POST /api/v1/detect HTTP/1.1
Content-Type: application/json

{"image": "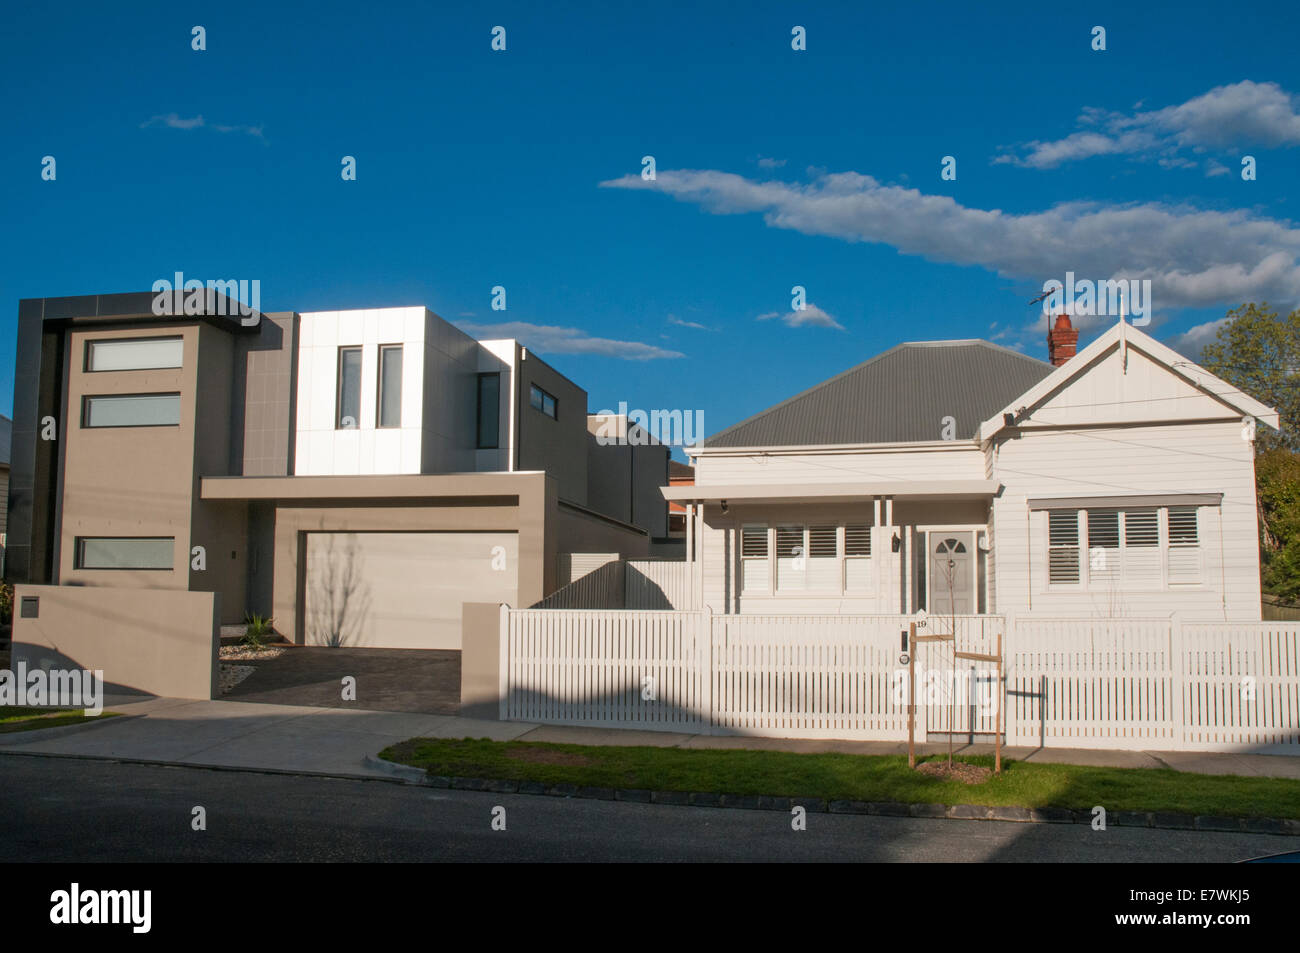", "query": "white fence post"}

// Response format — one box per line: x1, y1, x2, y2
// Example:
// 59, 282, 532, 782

498, 602, 510, 722
1170, 611, 1184, 750
1003, 610, 1016, 745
